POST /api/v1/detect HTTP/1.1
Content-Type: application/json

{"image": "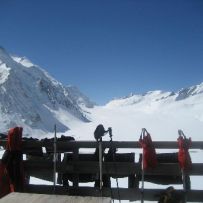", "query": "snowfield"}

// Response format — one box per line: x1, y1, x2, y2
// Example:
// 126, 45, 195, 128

56, 89, 203, 203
